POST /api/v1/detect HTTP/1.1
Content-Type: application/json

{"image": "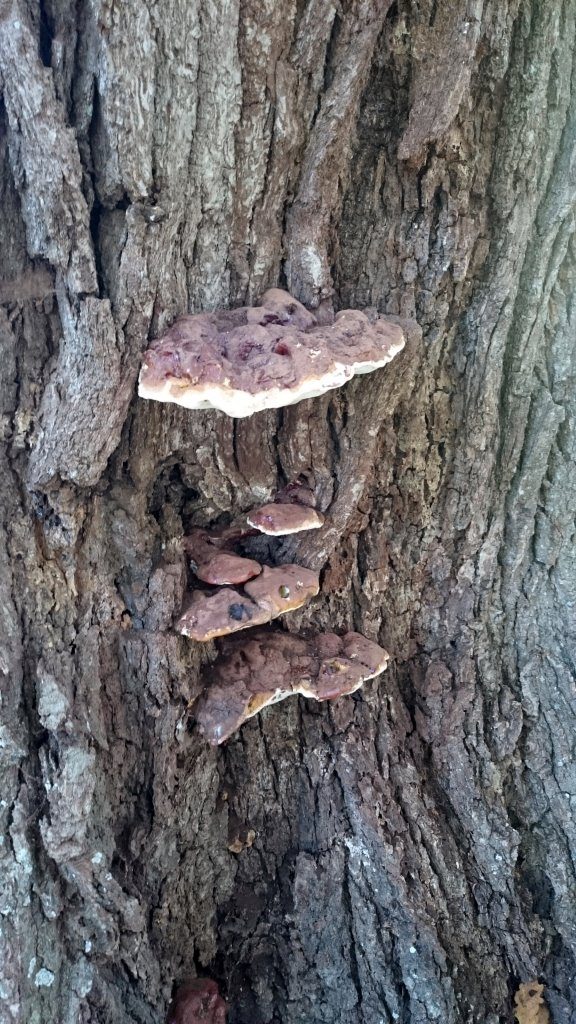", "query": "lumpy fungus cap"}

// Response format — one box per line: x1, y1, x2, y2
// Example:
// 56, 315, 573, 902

176, 565, 319, 642
194, 628, 389, 744
139, 288, 405, 417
